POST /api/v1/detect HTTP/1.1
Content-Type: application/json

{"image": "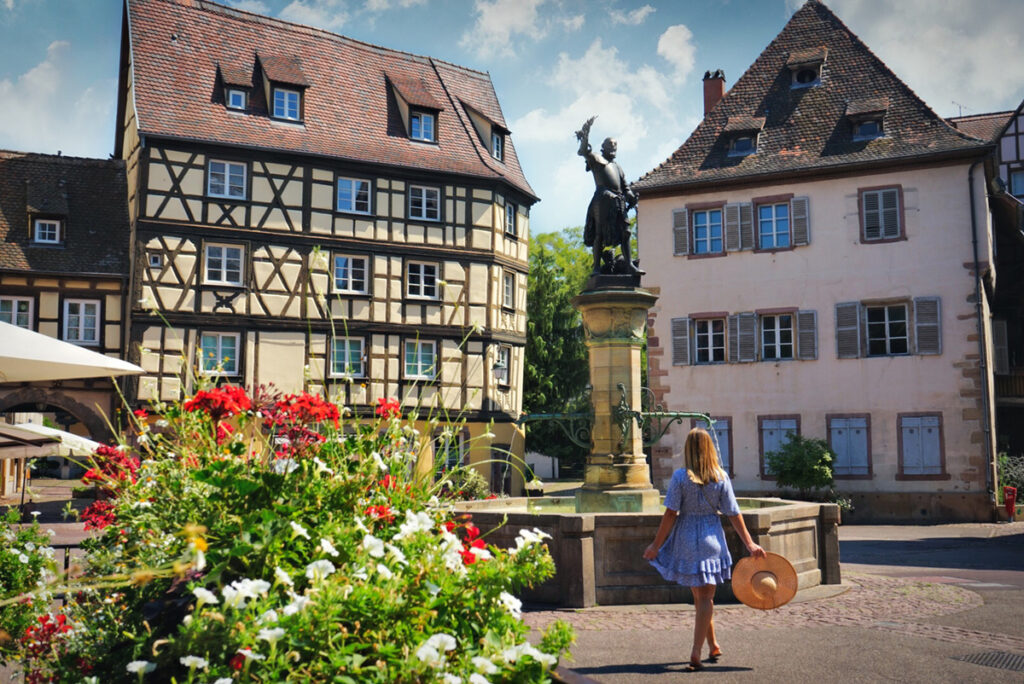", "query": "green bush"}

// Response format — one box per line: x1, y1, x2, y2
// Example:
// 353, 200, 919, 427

0, 509, 57, 659
765, 433, 834, 498
997, 452, 1024, 494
